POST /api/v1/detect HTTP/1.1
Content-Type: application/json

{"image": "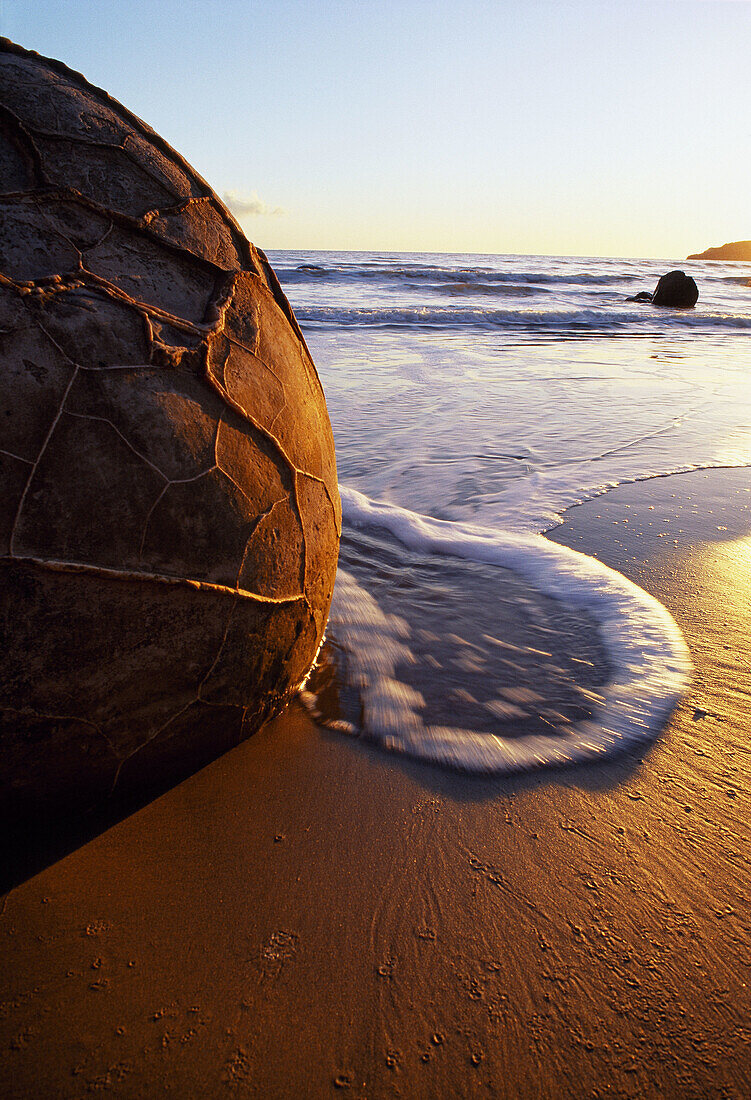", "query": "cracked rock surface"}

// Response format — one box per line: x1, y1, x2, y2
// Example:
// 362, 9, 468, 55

0, 39, 341, 818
